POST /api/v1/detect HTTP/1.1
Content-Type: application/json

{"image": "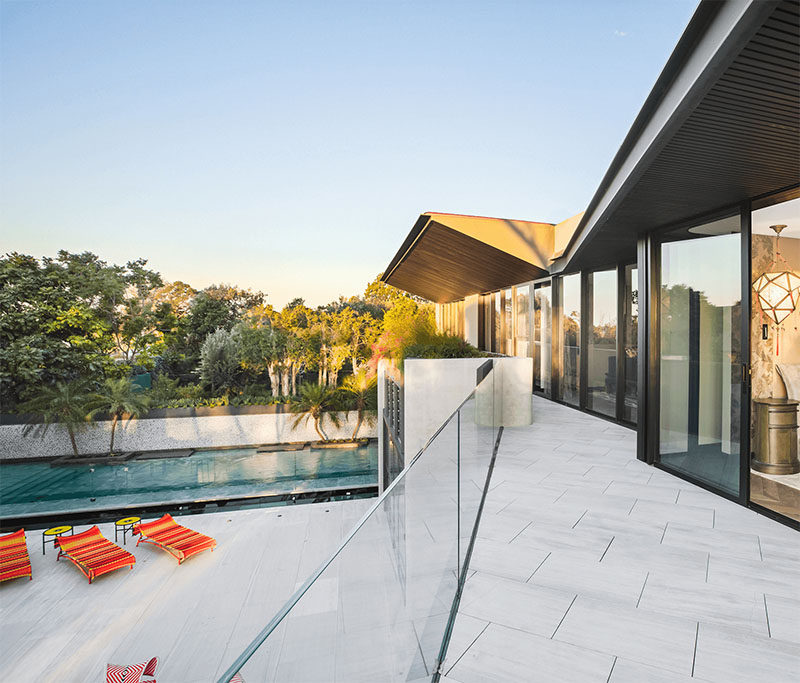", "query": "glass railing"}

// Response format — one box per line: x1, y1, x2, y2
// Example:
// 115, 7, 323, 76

217, 360, 500, 683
